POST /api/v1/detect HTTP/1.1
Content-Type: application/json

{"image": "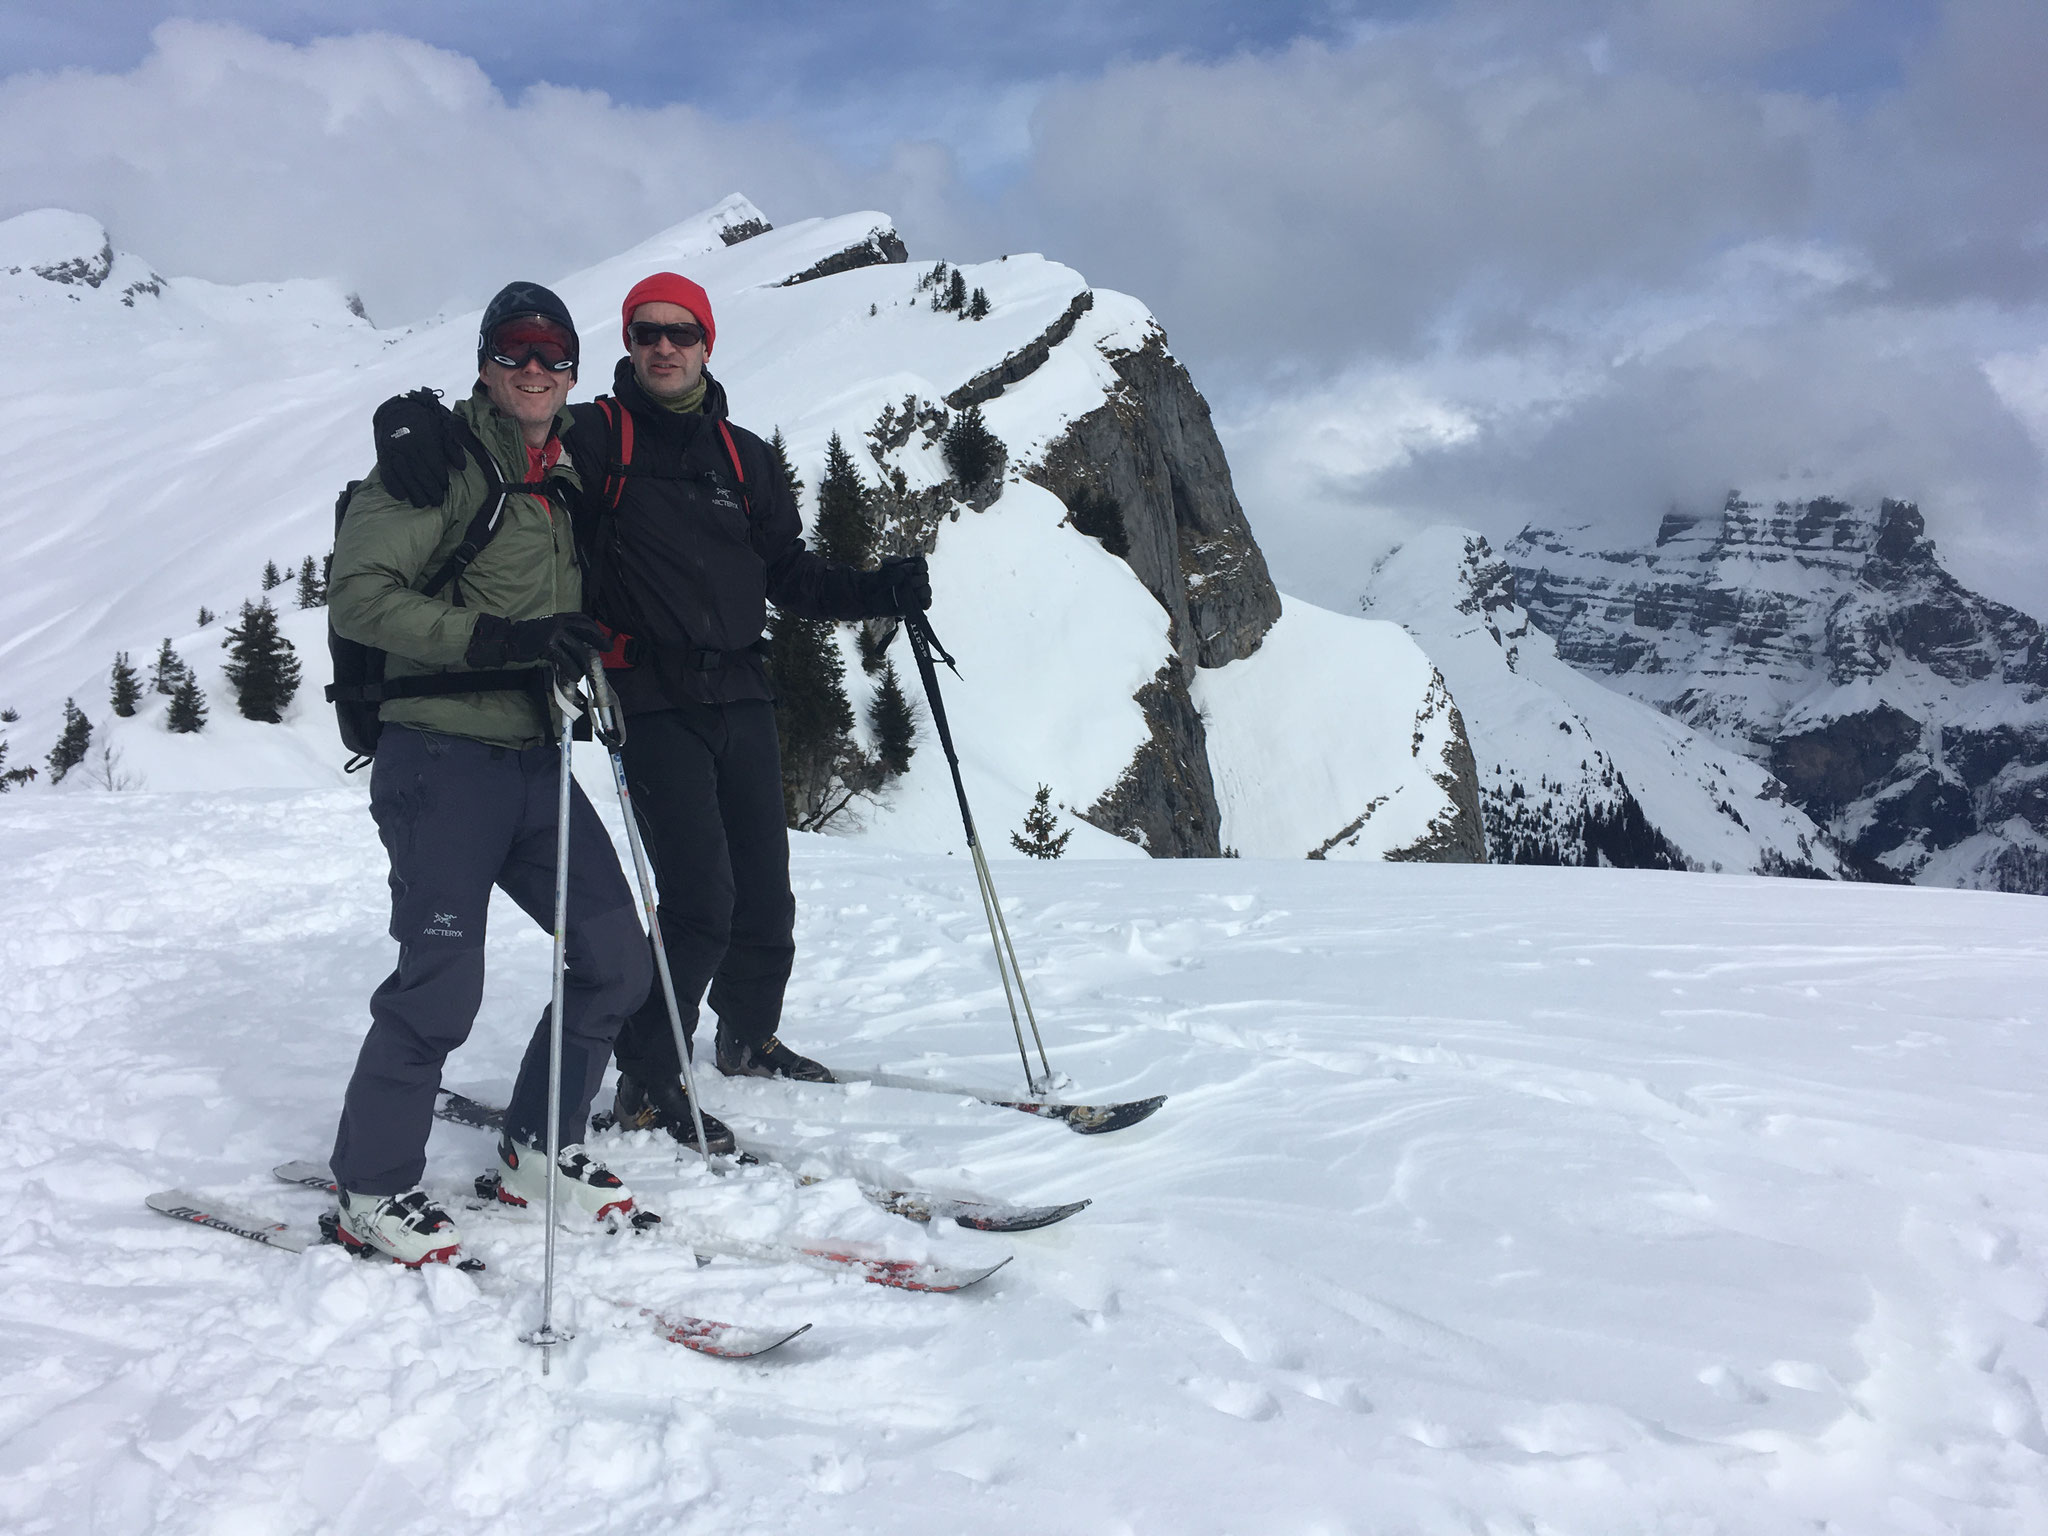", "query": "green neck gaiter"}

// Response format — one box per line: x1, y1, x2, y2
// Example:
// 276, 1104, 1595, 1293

658, 378, 709, 415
